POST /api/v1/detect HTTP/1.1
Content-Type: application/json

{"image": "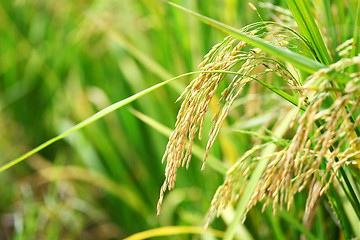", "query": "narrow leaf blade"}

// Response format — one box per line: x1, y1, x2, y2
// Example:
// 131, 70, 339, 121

168, 1, 326, 74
